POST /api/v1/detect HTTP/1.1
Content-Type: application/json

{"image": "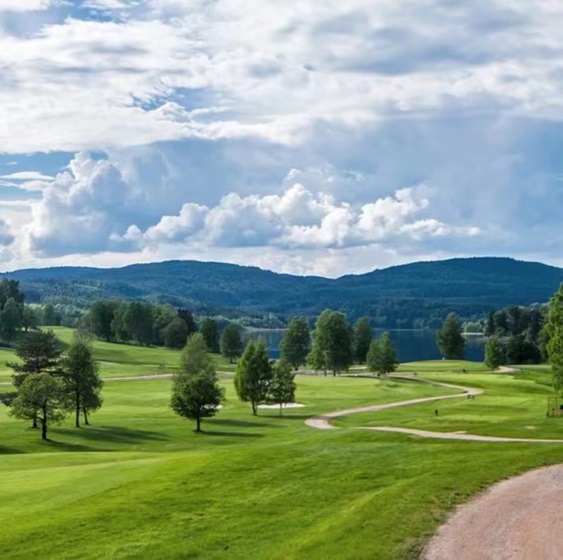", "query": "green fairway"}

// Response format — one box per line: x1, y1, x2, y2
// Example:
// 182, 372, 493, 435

337, 371, 563, 439
0, 327, 236, 383
1, 357, 563, 559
